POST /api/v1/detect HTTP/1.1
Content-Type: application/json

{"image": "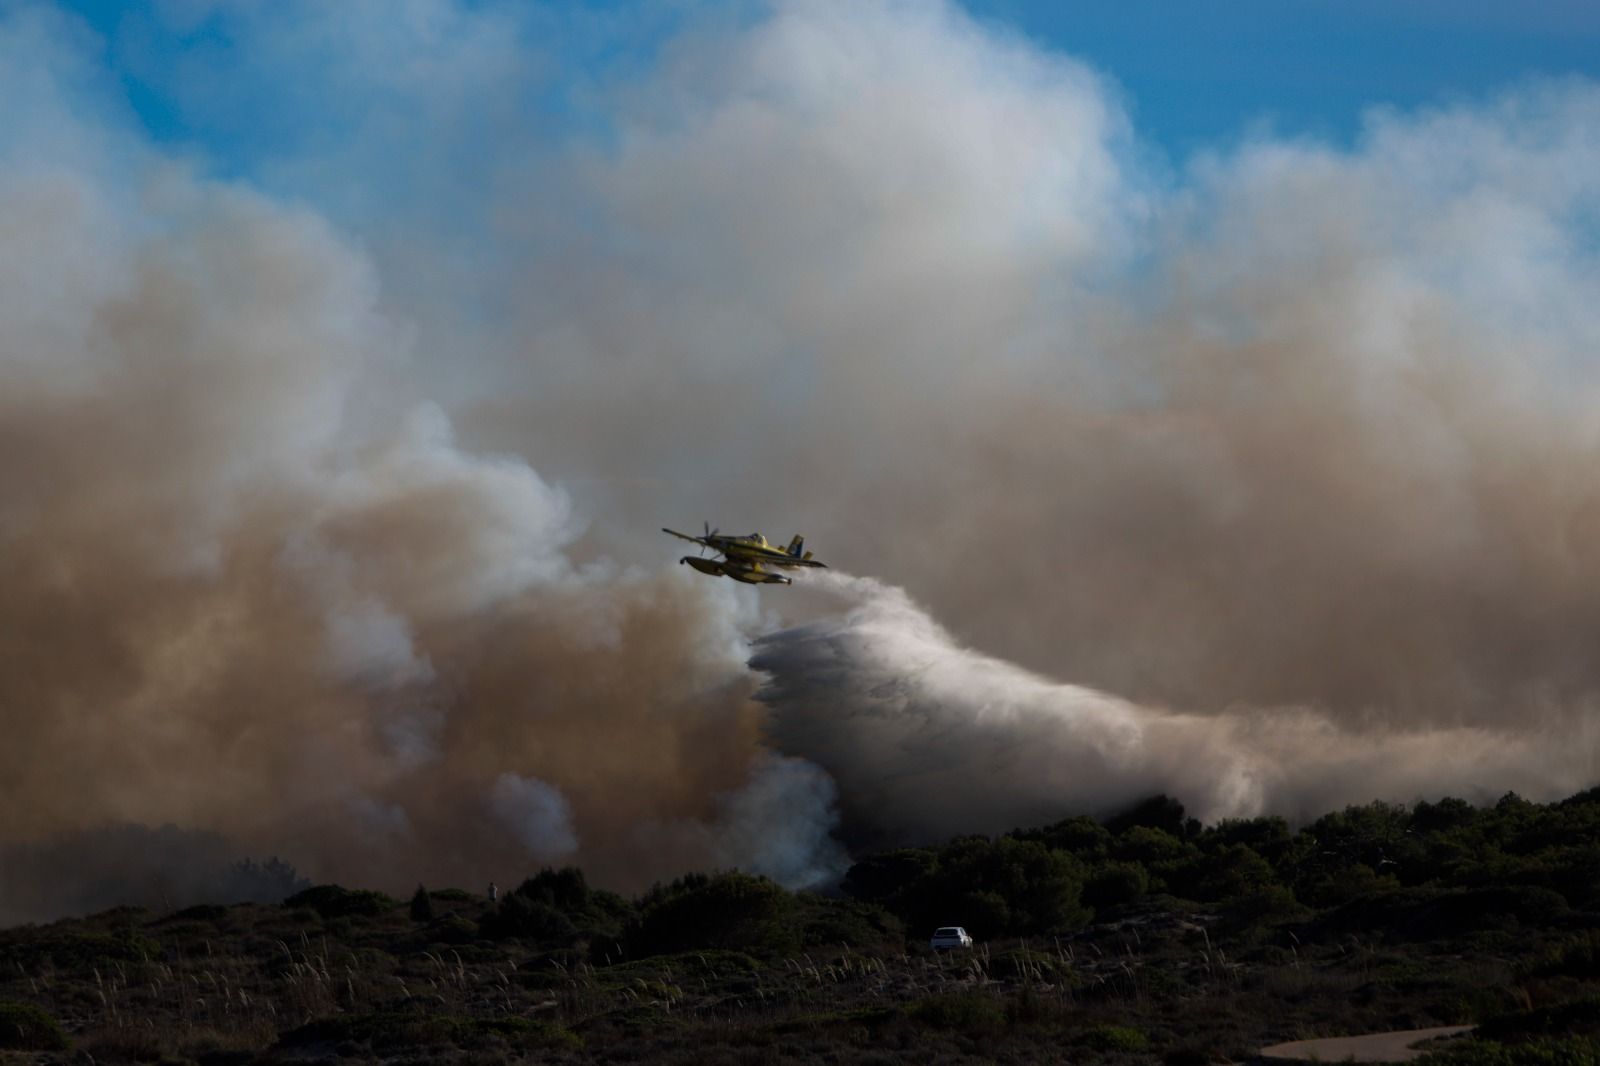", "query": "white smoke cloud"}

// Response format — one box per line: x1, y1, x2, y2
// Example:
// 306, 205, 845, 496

324, 600, 434, 689
755, 571, 1600, 841
491, 773, 580, 862
632, 752, 847, 891
709, 754, 849, 889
